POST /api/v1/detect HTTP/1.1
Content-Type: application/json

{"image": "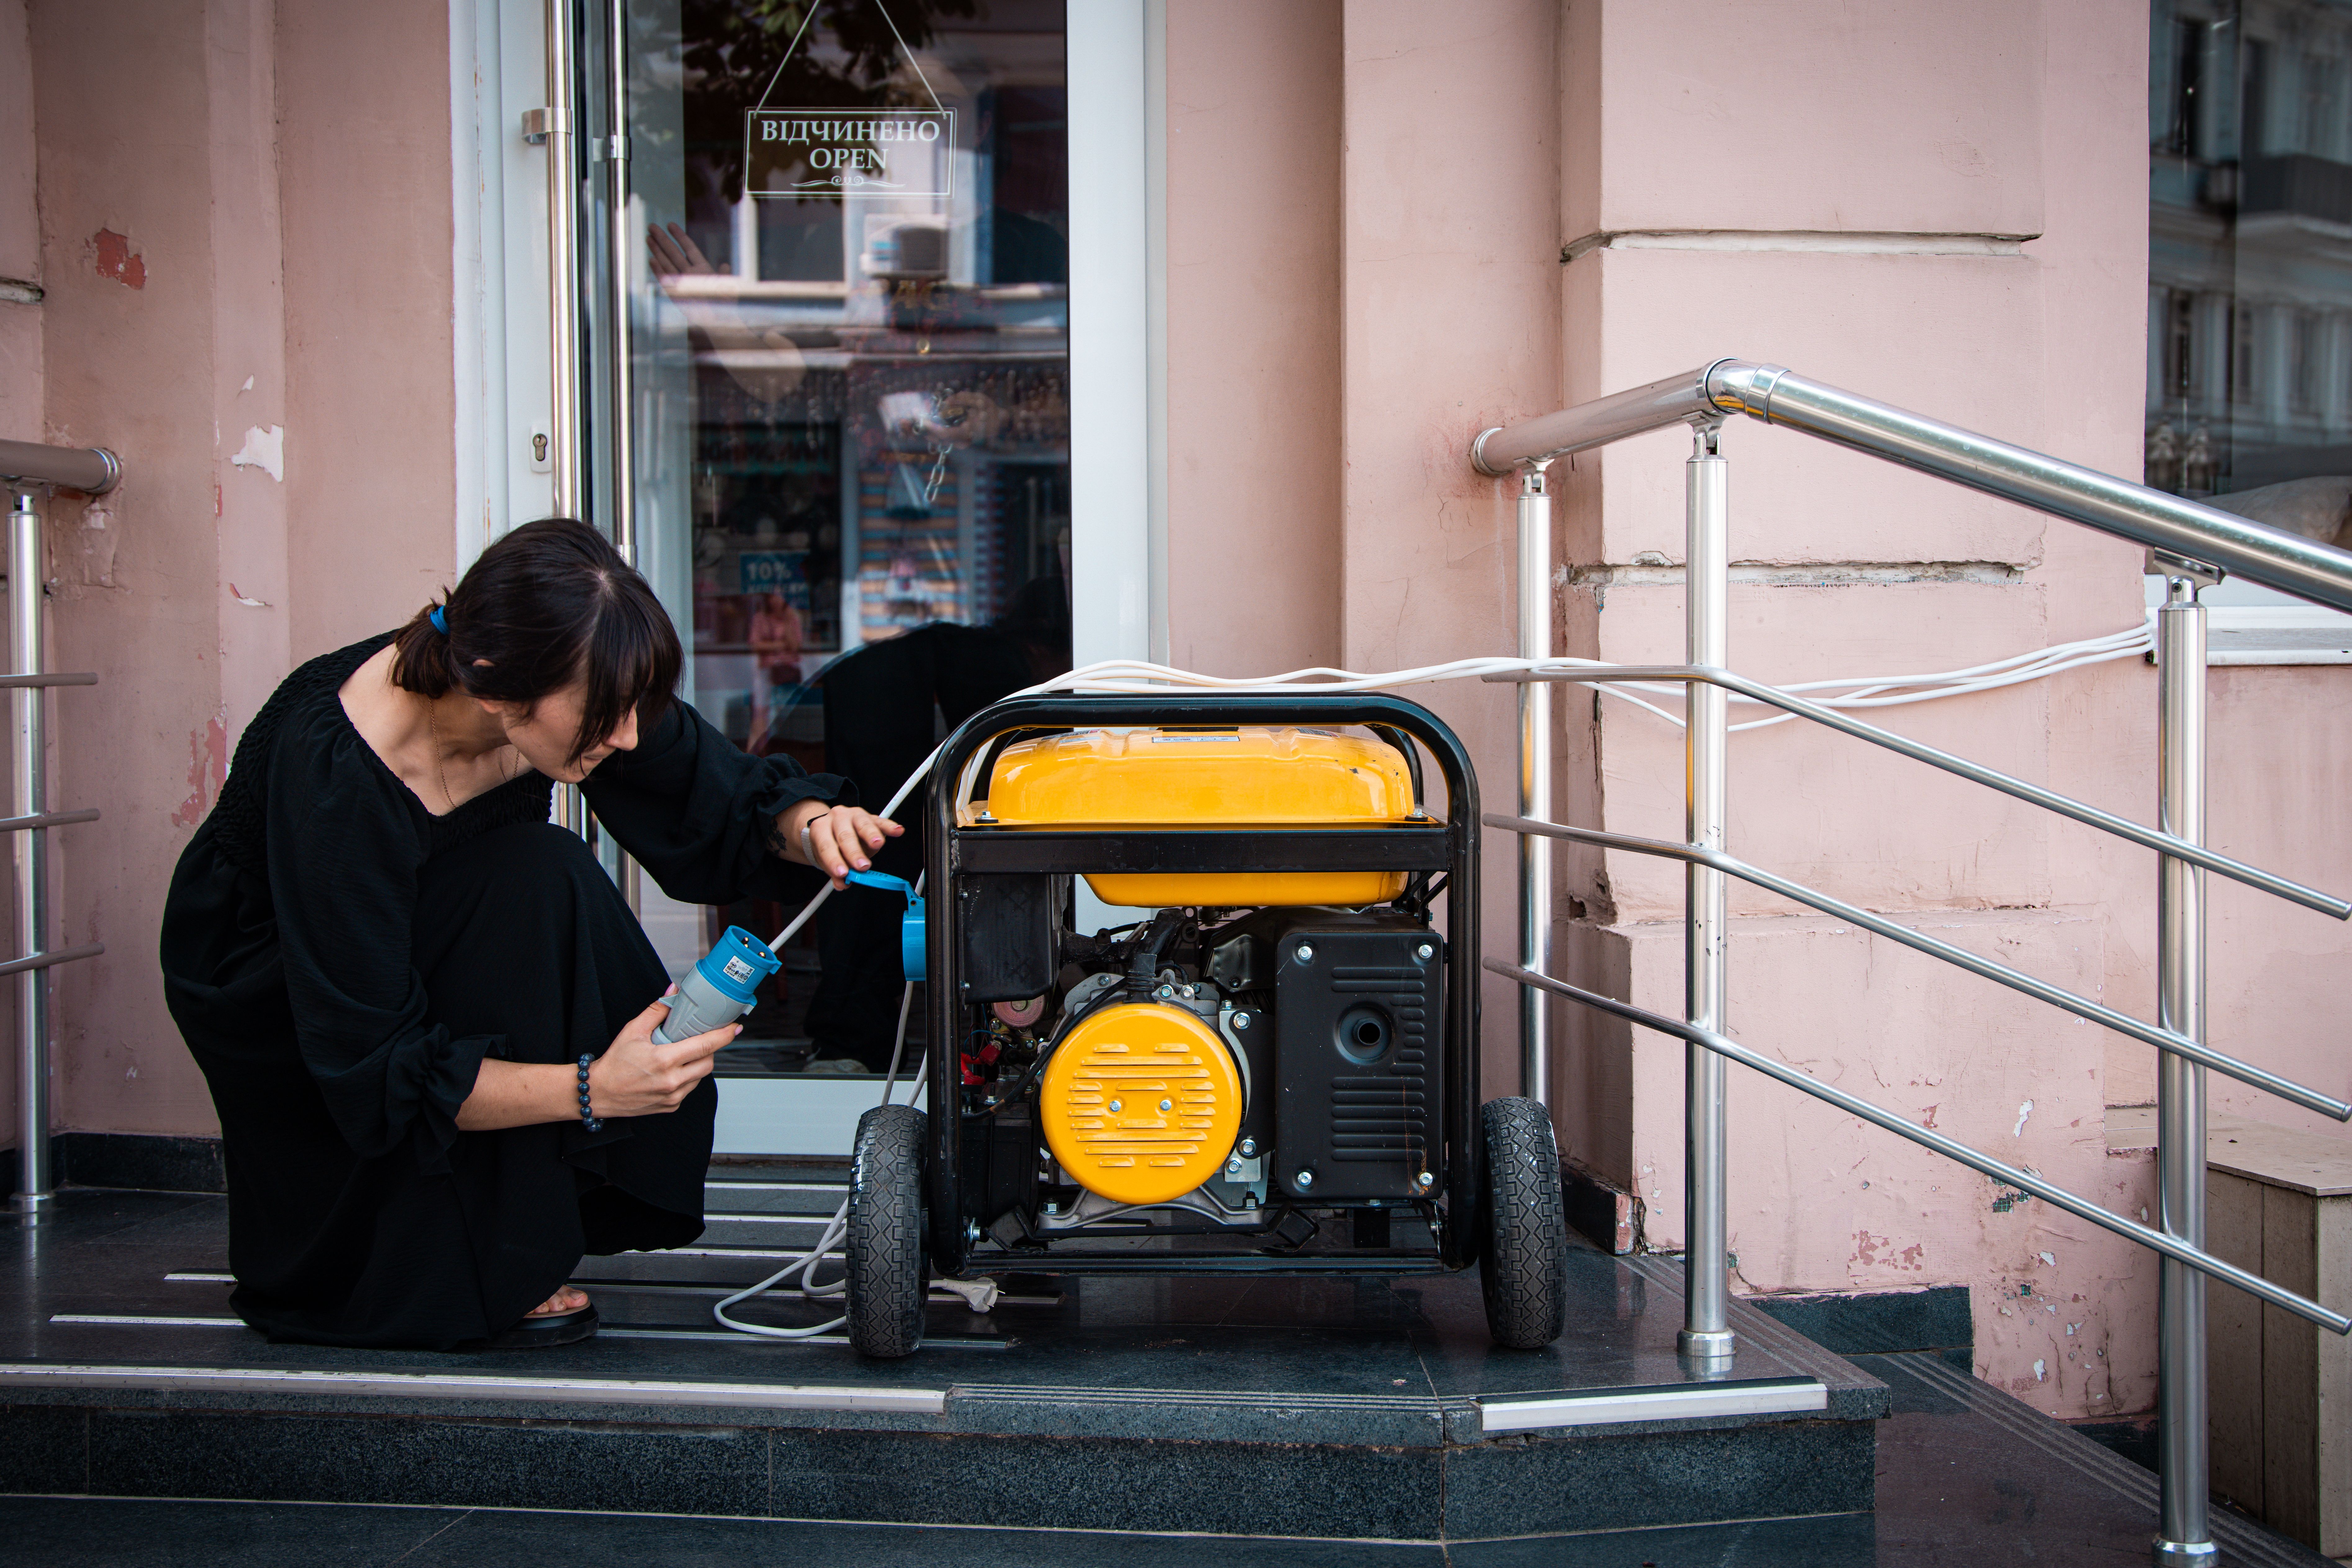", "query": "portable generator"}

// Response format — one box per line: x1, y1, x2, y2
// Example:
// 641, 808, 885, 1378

839, 692, 1569, 1357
